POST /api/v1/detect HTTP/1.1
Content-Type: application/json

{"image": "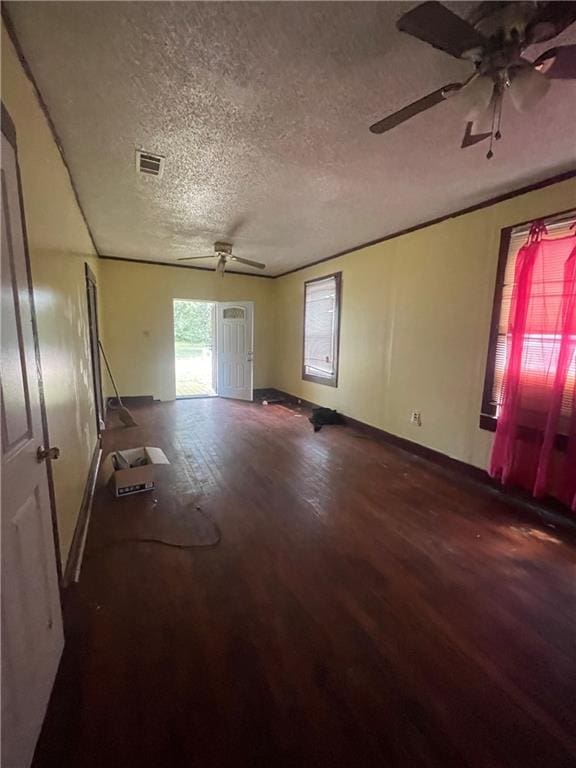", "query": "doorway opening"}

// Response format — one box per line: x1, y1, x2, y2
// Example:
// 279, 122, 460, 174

173, 300, 216, 398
